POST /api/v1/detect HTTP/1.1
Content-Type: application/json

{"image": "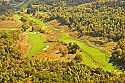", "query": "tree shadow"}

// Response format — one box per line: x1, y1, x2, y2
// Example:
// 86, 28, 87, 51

109, 56, 125, 71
